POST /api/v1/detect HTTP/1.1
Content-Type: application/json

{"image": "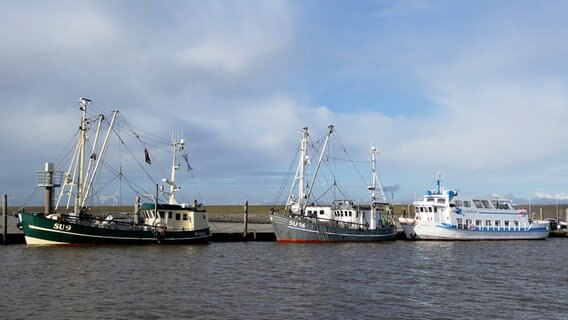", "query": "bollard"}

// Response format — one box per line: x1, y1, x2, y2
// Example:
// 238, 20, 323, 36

243, 200, 249, 240
2, 194, 7, 245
